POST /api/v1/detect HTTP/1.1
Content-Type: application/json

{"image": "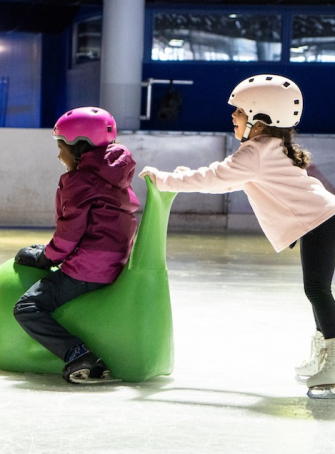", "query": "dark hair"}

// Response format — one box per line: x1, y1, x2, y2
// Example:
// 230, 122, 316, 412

262, 125, 311, 169
58, 139, 95, 161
